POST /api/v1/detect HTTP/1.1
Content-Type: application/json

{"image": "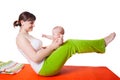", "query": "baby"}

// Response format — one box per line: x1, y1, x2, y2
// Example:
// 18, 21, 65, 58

42, 26, 65, 43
